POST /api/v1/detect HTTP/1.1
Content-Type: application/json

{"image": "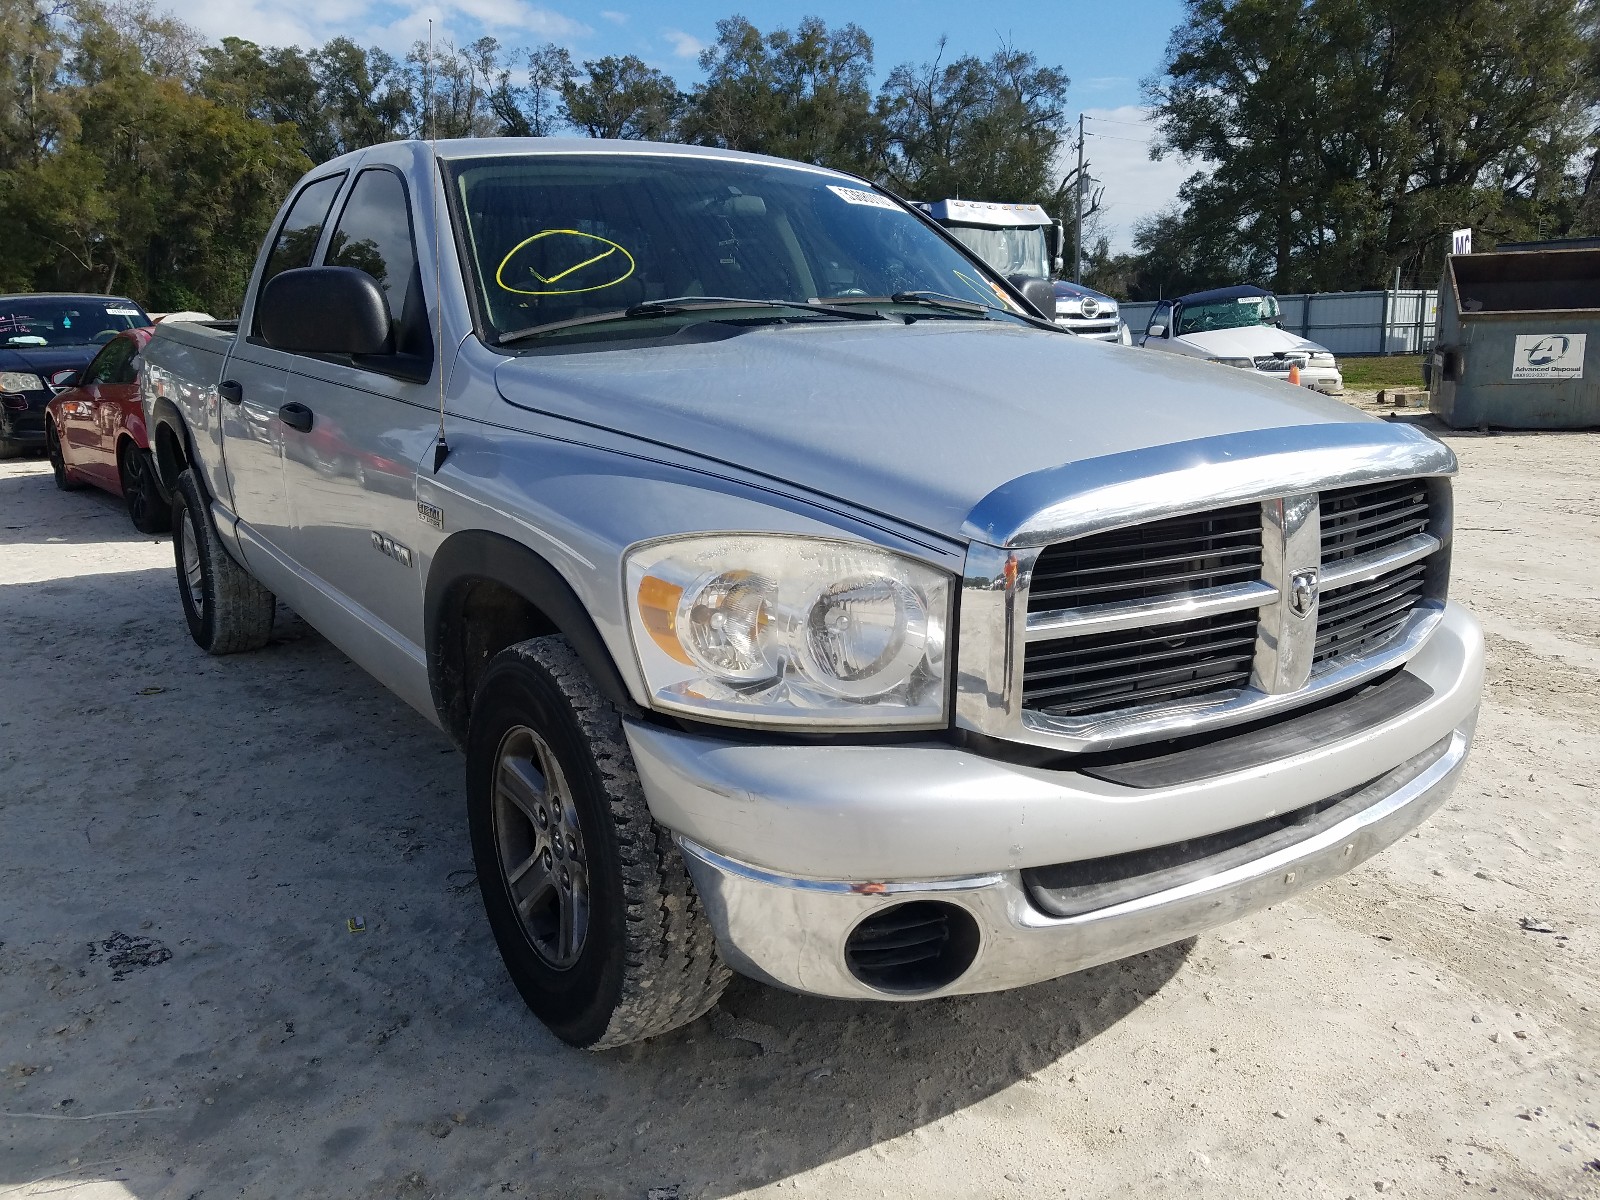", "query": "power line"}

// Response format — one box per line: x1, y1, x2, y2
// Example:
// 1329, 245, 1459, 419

1085, 114, 1151, 128
1083, 131, 1149, 143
